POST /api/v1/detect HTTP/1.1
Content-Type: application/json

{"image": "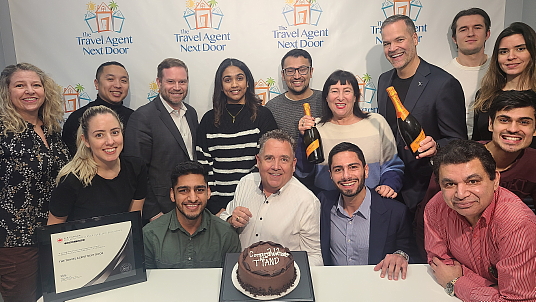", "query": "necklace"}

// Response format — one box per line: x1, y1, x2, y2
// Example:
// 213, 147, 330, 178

226, 105, 245, 123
